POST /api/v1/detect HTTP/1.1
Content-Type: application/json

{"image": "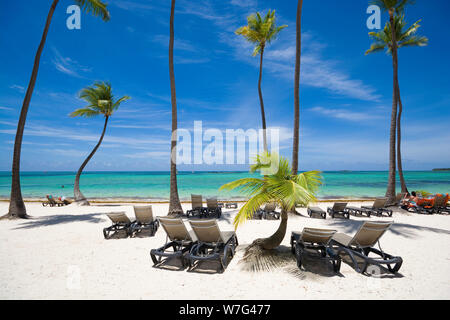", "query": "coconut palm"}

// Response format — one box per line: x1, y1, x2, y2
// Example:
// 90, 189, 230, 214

368, 0, 414, 204
6, 0, 109, 219
235, 10, 287, 152
70, 82, 130, 205
366, 14, 427, 195
168, 0, 183, 216
220, 152, 322, 266
292, 0, 303, 176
